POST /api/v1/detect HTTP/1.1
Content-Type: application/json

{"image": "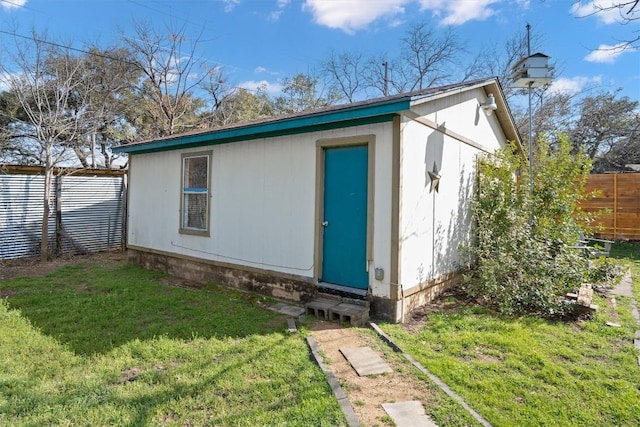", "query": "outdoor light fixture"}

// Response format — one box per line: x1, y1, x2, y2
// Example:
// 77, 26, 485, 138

481, 93, 498, 112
